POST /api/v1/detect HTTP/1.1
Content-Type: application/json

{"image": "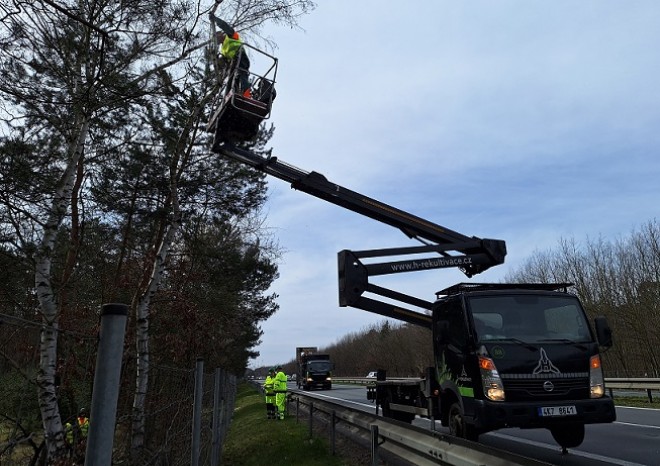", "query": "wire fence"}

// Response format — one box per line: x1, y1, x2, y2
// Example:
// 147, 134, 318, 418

0, 312, 237, 465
